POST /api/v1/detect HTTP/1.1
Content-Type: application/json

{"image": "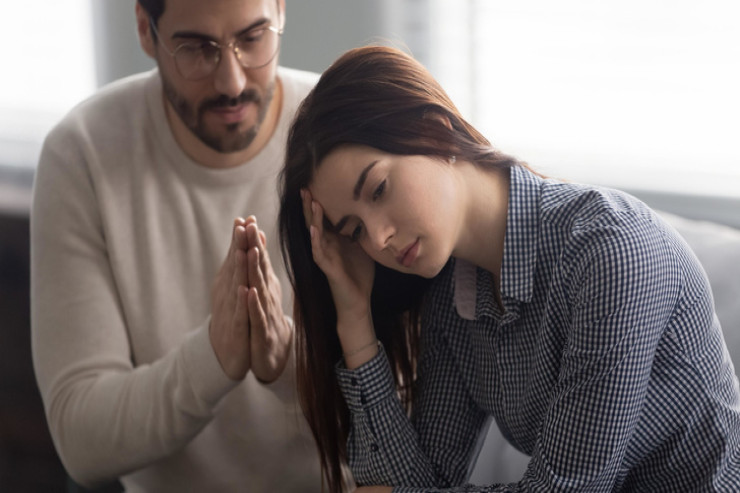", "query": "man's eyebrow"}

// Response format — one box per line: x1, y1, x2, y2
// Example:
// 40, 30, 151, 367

172, 18, 270, 42
353, 161, 378, 200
